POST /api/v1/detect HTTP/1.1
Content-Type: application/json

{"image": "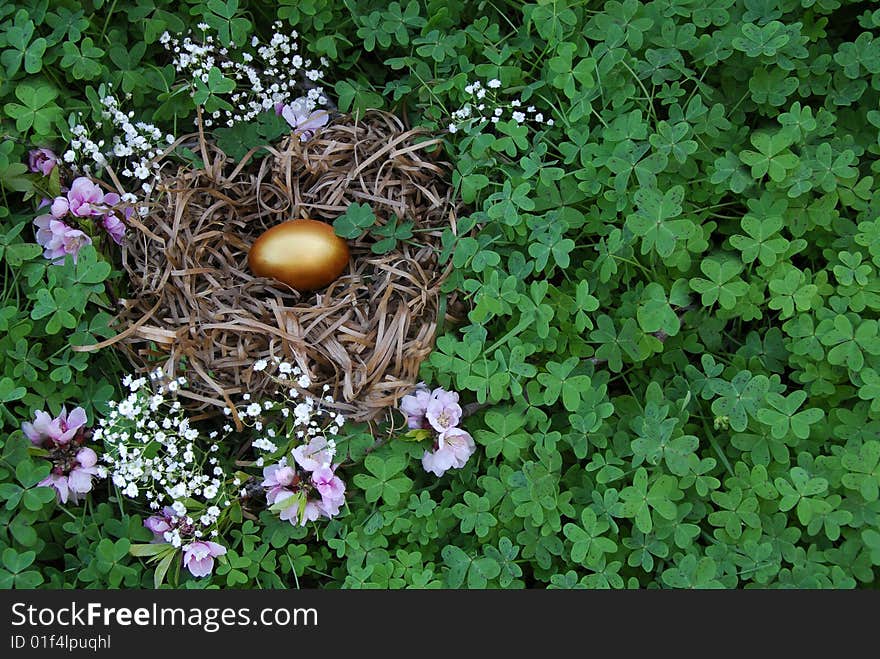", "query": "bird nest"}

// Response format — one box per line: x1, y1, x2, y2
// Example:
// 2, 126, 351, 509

102, 110, 461, 422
